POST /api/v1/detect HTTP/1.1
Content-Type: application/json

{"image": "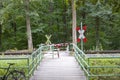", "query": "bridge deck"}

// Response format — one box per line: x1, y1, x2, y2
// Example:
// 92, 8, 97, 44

30, 51, 86, 80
